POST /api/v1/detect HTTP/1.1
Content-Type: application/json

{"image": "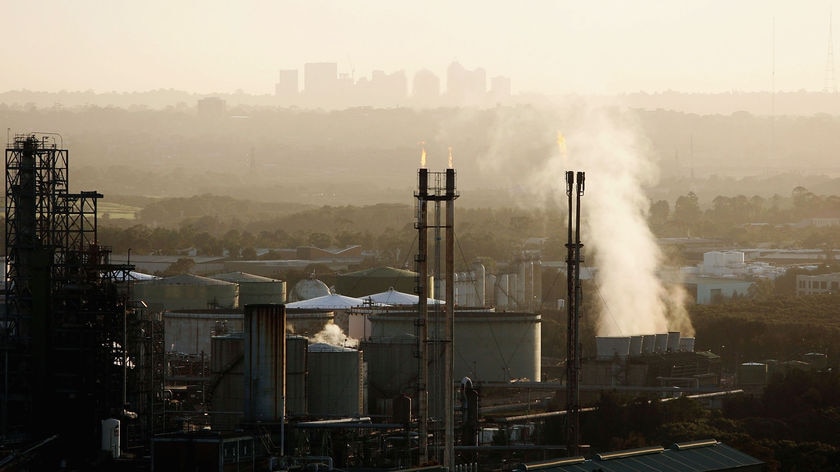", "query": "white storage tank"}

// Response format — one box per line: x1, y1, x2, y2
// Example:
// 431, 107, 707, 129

211, 271, 286, 305
307, 343, 365, 417
595, 336, 631, 360
101, 418, 120, 459
164, 310, 243, 355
